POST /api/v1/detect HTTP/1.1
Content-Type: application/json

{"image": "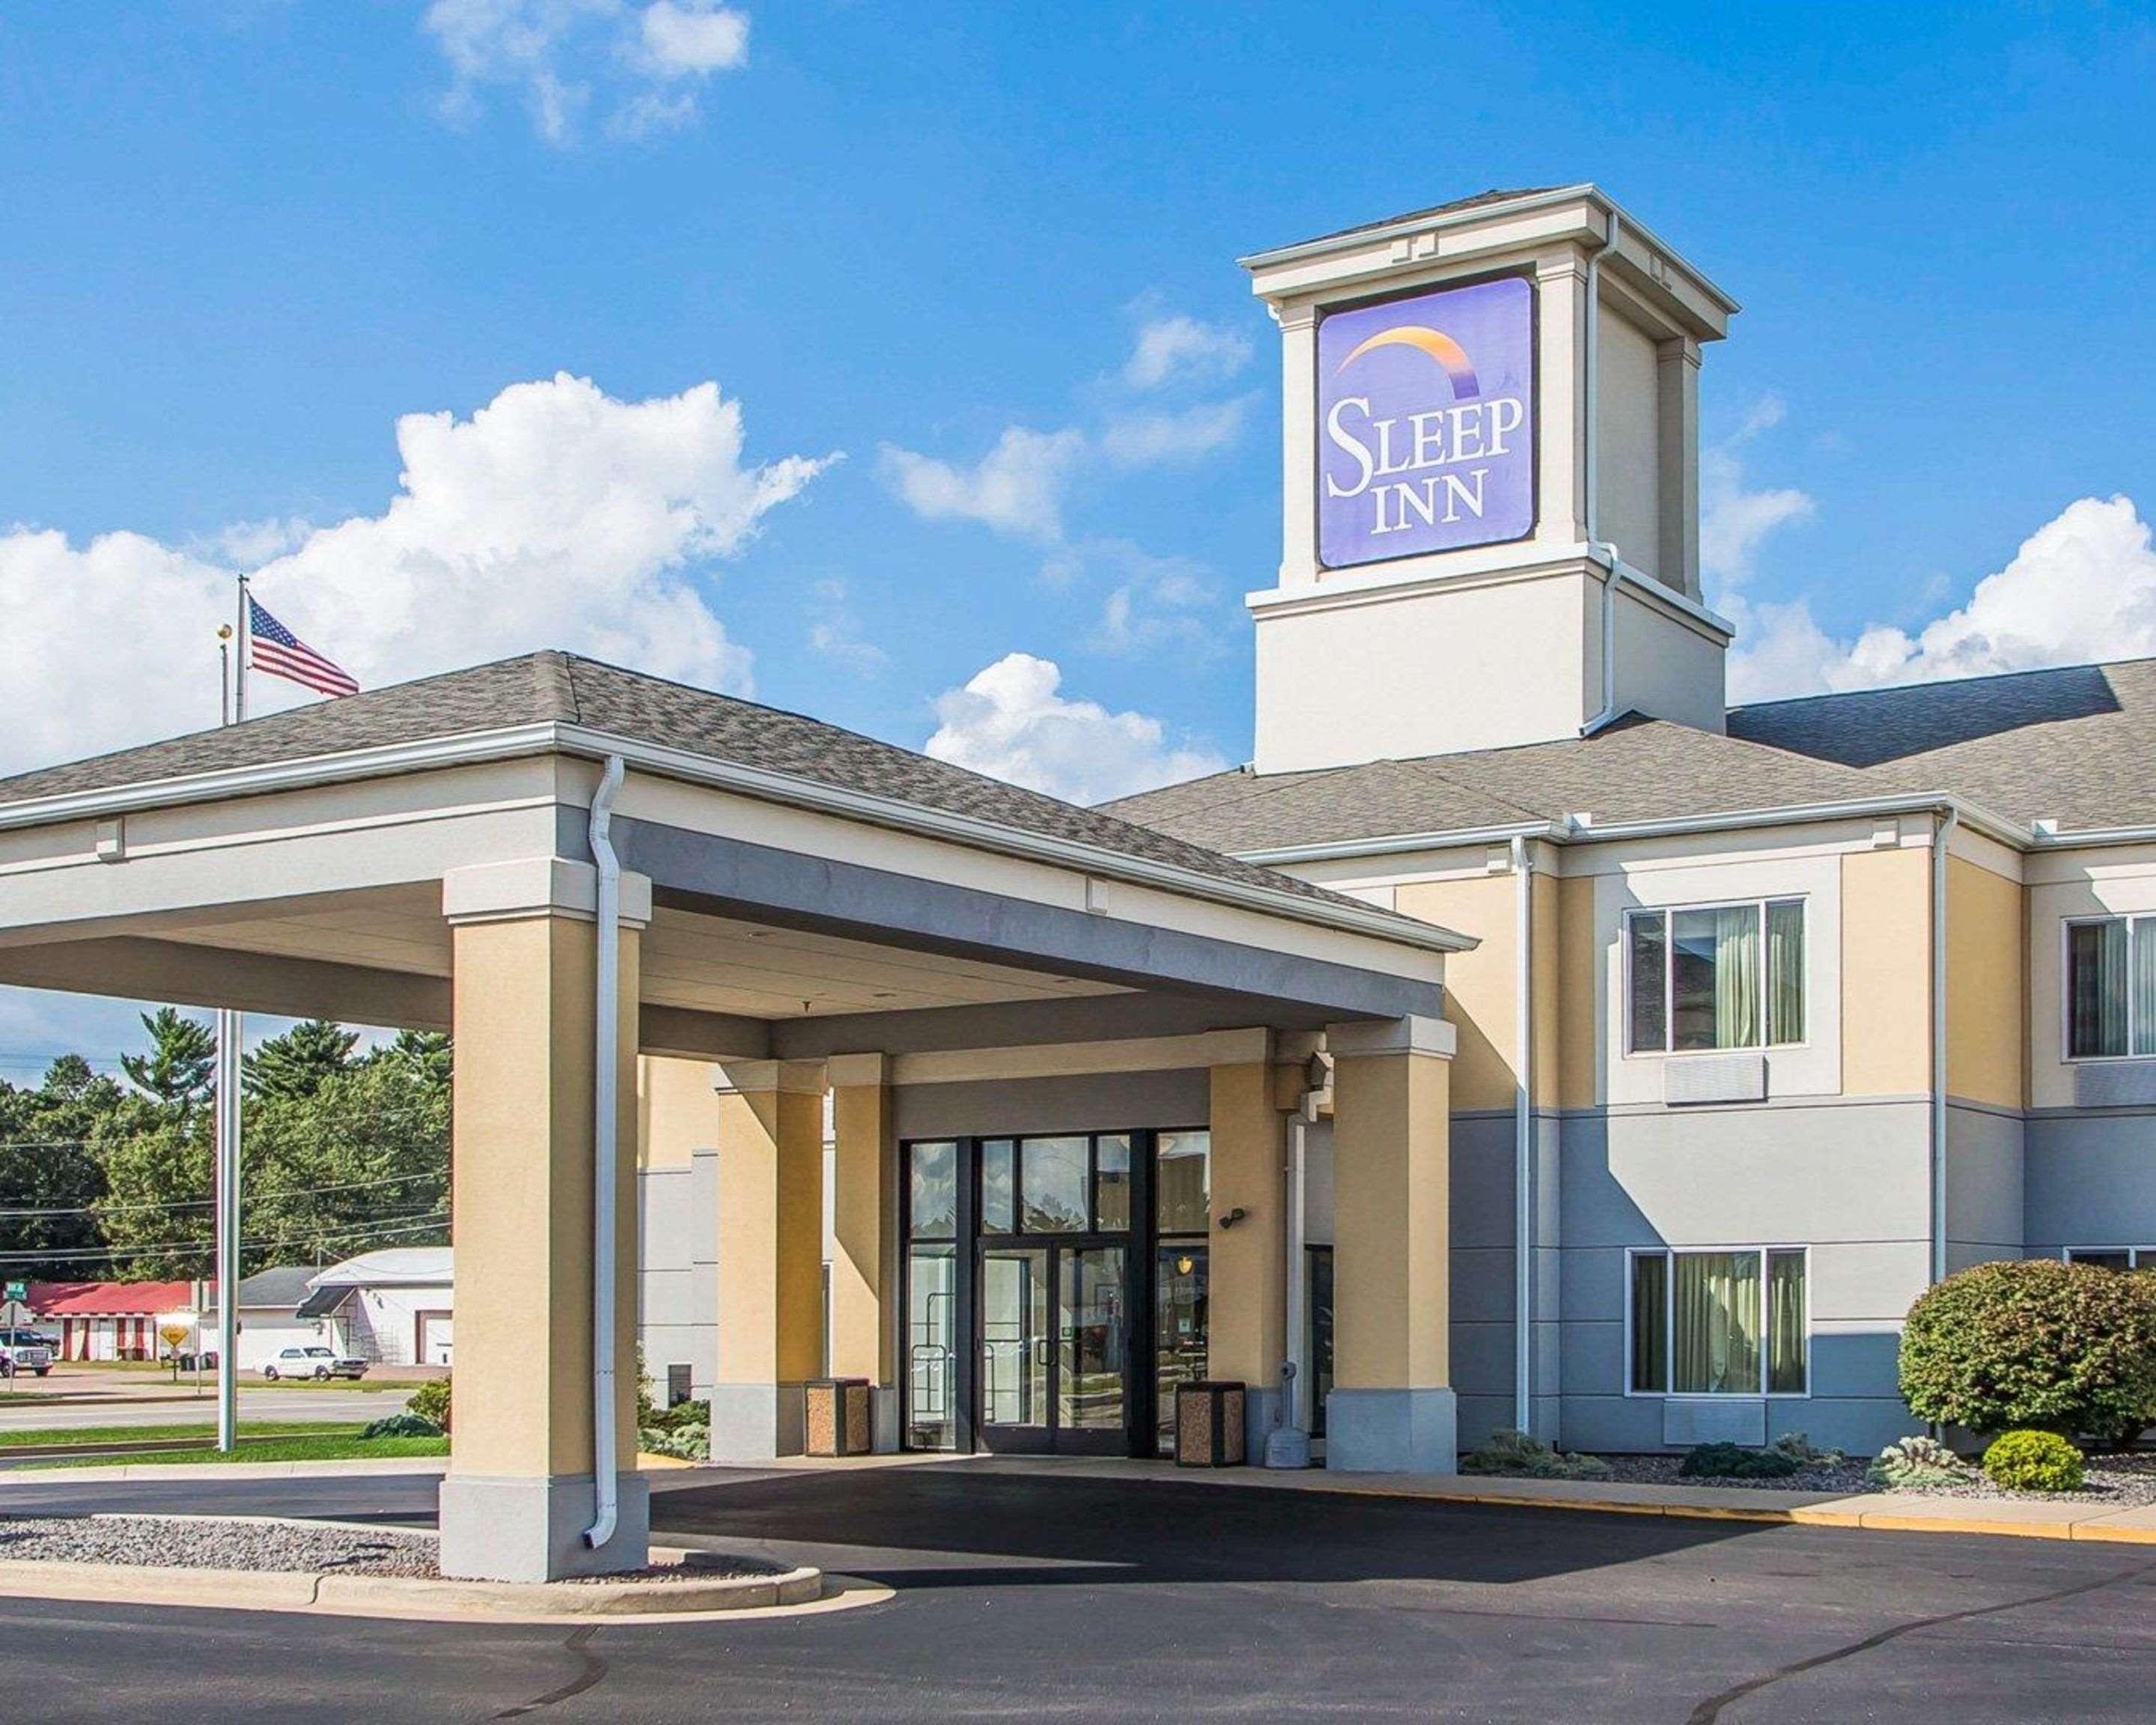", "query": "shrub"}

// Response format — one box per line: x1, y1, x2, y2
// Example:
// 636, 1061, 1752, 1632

1982, 1429, 2086, 1494
1678, 1442, 1800, 1480
1458, 1428, 1611, 1481
1866, 1435, 1969, 1489
1770, 1431, 1845, 1467
639, 1423, 710, 1461
1900, 1259, 2156, 1443
406, 1376, 451, 1435
362, 1411, 444, 1440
